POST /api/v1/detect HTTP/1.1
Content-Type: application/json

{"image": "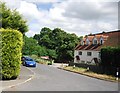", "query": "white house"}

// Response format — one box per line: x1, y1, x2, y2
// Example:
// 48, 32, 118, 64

74, 31, 120, 65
